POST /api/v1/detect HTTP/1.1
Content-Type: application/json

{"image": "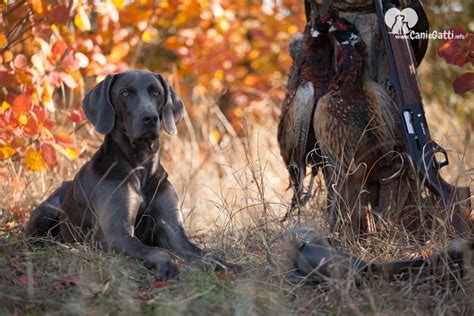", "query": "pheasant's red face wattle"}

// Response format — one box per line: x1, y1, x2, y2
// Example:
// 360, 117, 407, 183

335, 22, 348, 31
320, 15, 332, 24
